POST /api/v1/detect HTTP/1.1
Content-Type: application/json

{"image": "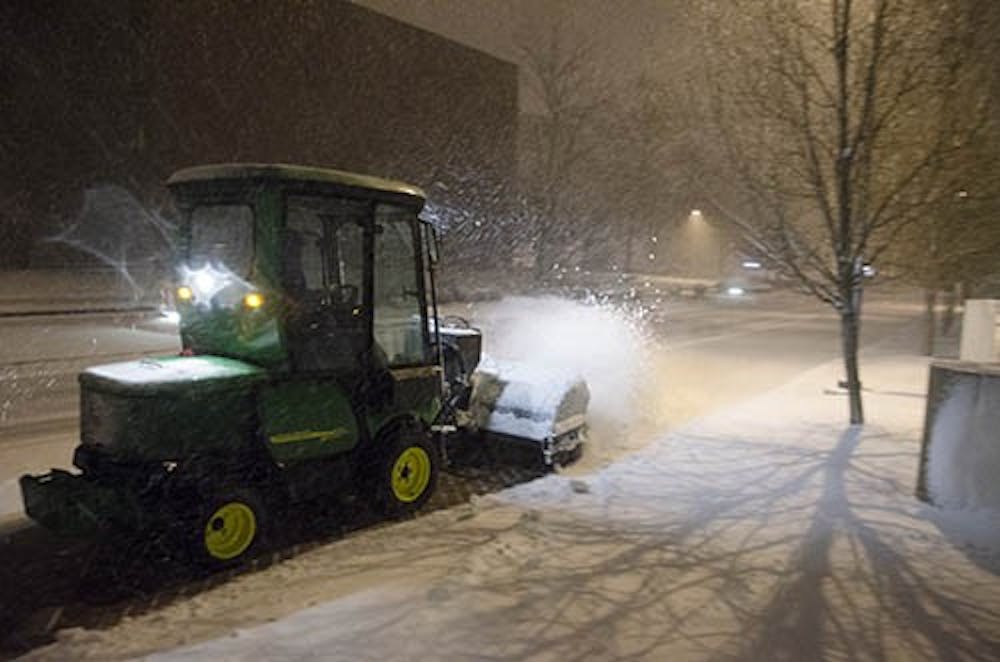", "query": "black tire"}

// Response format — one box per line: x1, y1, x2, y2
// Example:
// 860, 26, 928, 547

186, 487, 268, 568
369, 426, 439, 518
